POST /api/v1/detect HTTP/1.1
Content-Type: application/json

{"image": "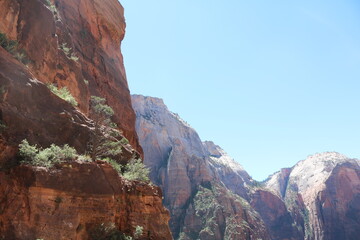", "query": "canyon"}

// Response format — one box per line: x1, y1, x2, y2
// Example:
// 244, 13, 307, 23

0, 0, 170, 239
132, 94, 360, 240
0, 0, 359, 239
